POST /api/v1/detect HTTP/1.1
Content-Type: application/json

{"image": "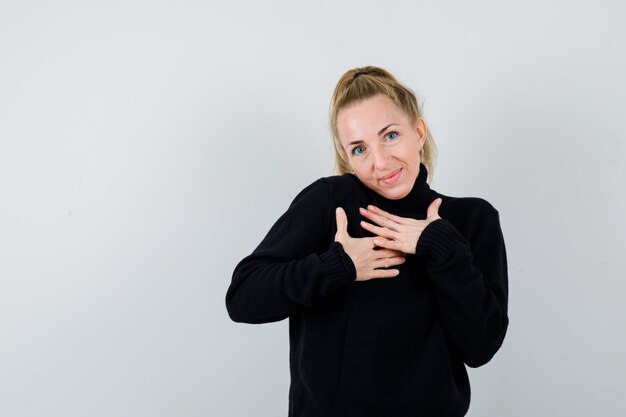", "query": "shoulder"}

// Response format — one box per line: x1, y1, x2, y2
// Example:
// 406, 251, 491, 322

322, 173, 362, 191
440, 194, 499, 220
437, 194, 501, 243
292, 174, 363, 204
286, 174, 362, 219
289, 177, 330, 204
